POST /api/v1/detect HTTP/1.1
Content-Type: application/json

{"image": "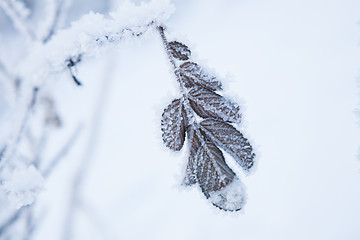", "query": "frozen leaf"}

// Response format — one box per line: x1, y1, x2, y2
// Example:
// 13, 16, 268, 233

196, 141, 235, 198
176, 61, 222, 91
159, 26, 255, 212
200, 119, 255, 170
189, 87, 241, 123
168, 41, 191, 60
183, 126, 202, 185
161, 98, 187, 151
209, 177, 245, 211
